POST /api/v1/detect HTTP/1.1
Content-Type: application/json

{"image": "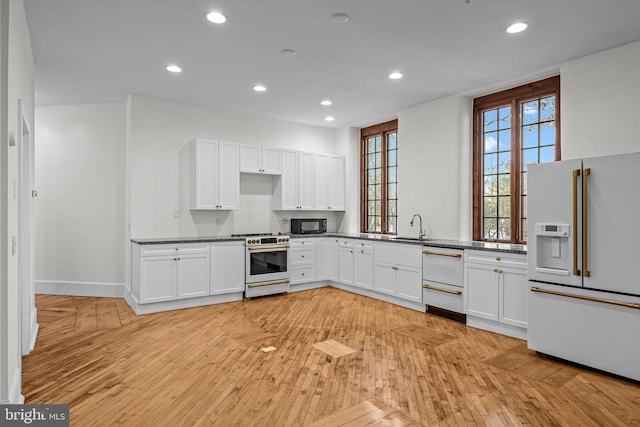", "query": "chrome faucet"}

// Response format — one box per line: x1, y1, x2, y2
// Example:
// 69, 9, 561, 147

410, 214, 426, 239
